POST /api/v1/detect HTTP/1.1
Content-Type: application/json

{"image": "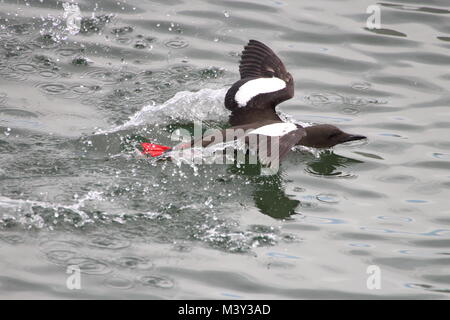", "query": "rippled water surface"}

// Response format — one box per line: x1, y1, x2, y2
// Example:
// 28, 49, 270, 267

1, 0, 449, 299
